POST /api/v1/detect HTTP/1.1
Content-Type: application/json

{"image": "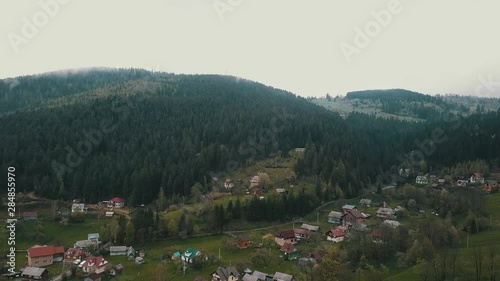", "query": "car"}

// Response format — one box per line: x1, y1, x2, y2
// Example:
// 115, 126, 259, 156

73, 259, 81, 265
